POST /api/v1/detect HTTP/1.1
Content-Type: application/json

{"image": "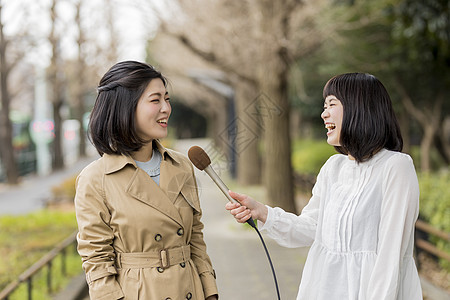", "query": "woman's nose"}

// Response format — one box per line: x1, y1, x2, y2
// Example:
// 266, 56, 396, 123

161, 101, 170, 113
321, 109, 329, 119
